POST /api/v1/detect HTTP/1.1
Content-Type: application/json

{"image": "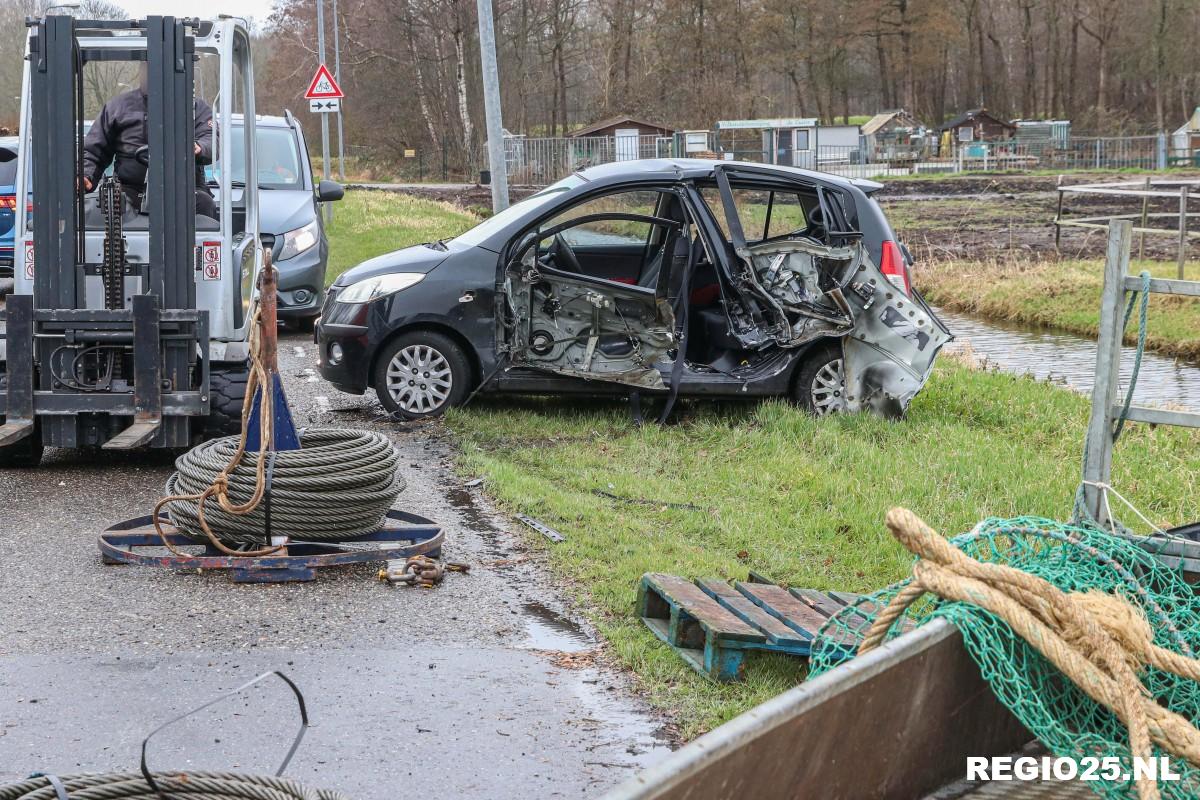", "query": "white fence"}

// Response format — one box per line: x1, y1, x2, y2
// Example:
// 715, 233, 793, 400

501, 132, 1193, 185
